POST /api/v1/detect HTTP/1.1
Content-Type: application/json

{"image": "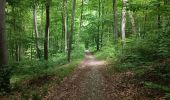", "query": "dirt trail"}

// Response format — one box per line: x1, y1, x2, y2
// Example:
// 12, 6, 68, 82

45, 51, 163, 100
77, 52, 107, 100
46, 51, 107, 100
